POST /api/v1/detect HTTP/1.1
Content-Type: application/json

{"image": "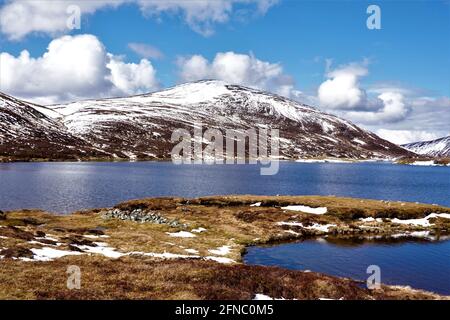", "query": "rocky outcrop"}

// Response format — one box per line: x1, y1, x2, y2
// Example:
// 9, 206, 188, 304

103, 208, 188, 228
